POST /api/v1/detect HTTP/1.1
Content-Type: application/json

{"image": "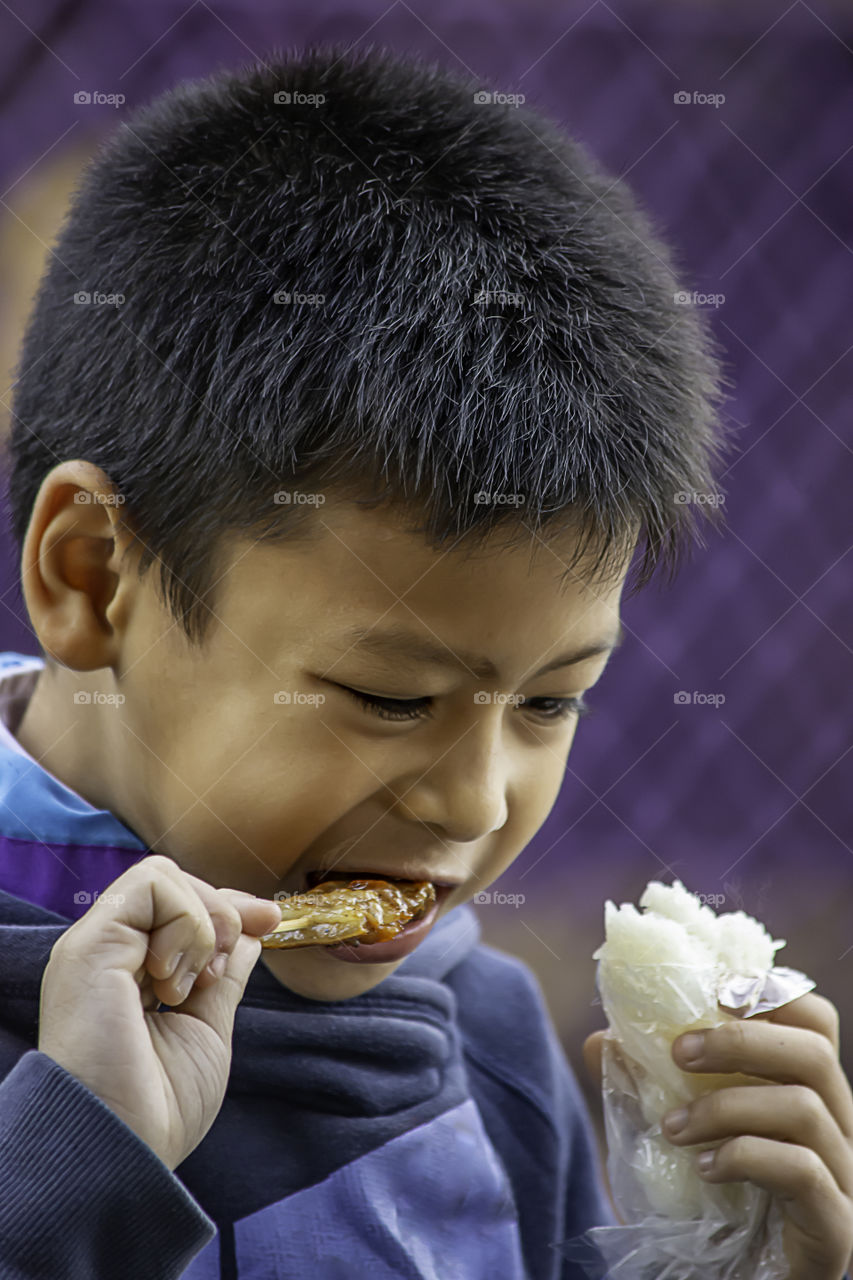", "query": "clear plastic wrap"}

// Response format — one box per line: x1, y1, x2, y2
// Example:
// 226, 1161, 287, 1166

557, 881, 816, 1280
